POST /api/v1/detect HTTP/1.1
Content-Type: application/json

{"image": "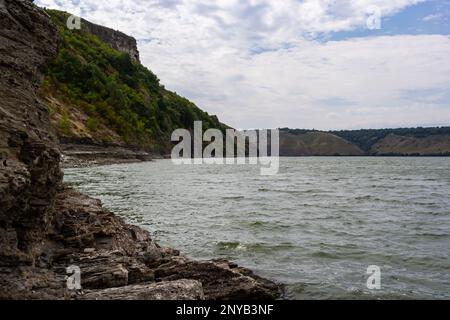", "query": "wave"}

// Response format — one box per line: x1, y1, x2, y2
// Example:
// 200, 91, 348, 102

221, 196, 245, 200
215, 241, 295, 253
